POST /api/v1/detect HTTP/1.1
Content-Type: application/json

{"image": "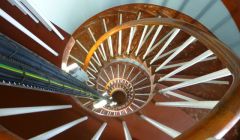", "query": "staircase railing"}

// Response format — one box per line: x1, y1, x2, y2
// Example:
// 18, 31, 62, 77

83, 18, 240, 140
